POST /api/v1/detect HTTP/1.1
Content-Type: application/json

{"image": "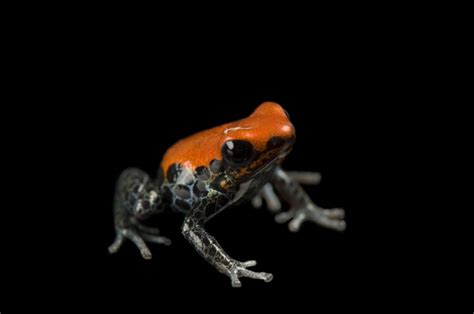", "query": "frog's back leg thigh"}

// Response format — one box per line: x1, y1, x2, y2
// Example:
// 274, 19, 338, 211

108, 168, 171, 260
253, 167, 346, 232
